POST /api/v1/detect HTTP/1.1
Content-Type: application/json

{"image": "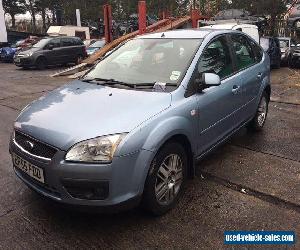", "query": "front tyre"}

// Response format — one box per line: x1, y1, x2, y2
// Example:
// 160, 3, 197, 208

248, 91, 269, 131
142, 142, 187, 215
36, 57, 47, 70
